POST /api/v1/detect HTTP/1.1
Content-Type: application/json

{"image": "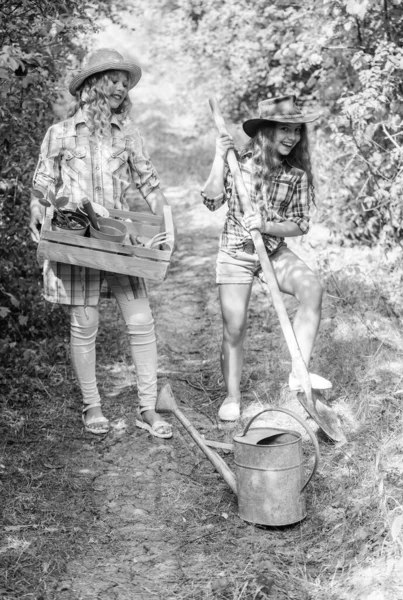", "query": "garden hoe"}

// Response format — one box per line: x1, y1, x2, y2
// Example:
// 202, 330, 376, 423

208, 97, 346, 444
